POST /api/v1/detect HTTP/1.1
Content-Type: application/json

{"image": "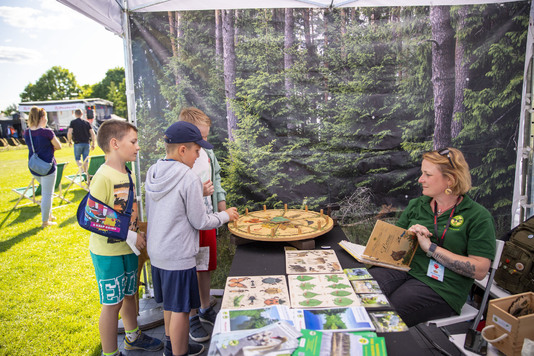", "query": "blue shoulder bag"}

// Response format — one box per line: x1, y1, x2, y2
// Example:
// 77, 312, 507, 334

76, 167, 134, 241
